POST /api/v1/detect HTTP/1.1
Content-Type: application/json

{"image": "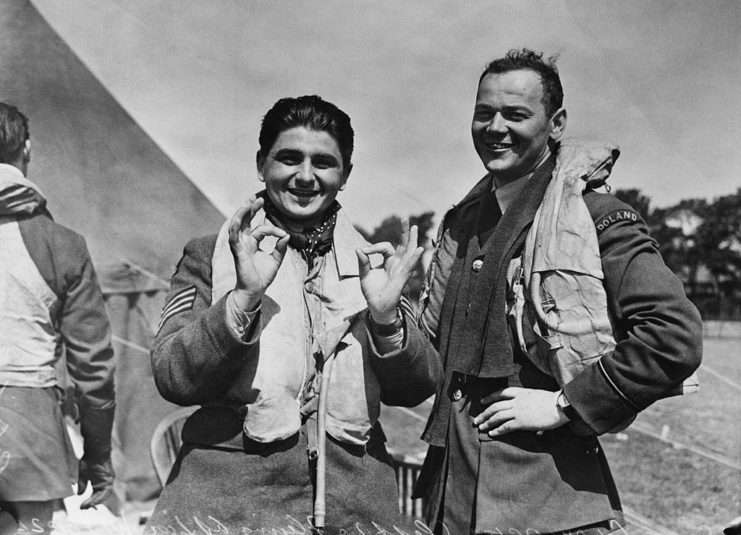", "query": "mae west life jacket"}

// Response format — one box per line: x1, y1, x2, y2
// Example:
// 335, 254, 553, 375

507, 140, 698, 431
